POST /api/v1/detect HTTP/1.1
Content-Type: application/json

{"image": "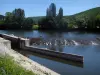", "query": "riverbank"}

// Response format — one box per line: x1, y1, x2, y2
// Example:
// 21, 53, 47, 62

0, 37, 60, 75
0, 28, 100, 33
0, 55, 35, 75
